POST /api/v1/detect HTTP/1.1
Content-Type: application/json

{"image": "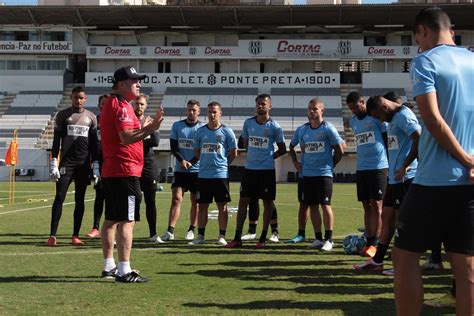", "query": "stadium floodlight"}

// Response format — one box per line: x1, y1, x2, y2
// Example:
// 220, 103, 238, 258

374, 24, 404, 28
277, 25, 306, 29
118, 26, 148, 30
69, 26, 98, 30
324, 25, 355, 29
